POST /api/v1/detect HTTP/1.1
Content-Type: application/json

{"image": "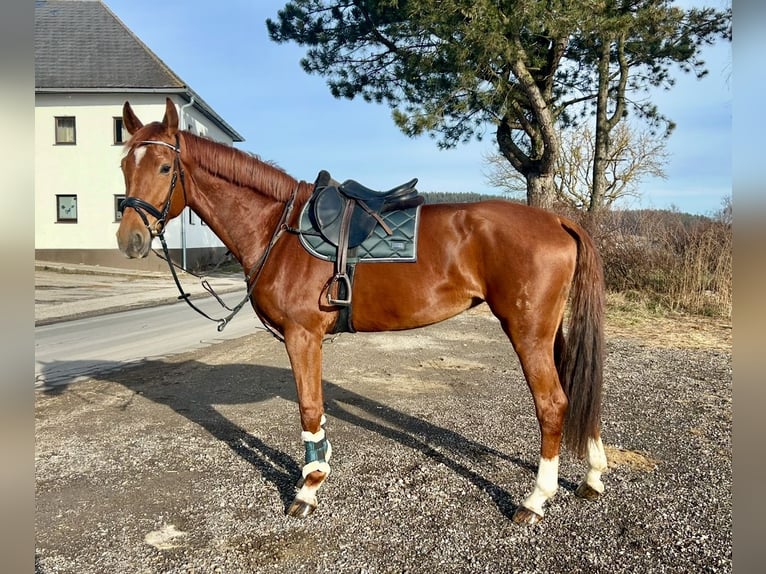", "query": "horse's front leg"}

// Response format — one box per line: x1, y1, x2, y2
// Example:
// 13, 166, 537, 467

283, 325, 332, 518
